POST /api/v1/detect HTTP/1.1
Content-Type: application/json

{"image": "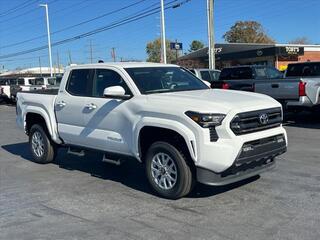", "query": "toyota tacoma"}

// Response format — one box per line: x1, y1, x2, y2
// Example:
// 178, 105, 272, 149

16, 63, 287, 199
